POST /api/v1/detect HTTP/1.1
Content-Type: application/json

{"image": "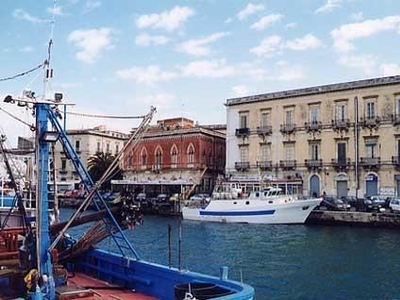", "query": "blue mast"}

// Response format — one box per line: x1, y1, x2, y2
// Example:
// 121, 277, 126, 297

34, 102, 55, 299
